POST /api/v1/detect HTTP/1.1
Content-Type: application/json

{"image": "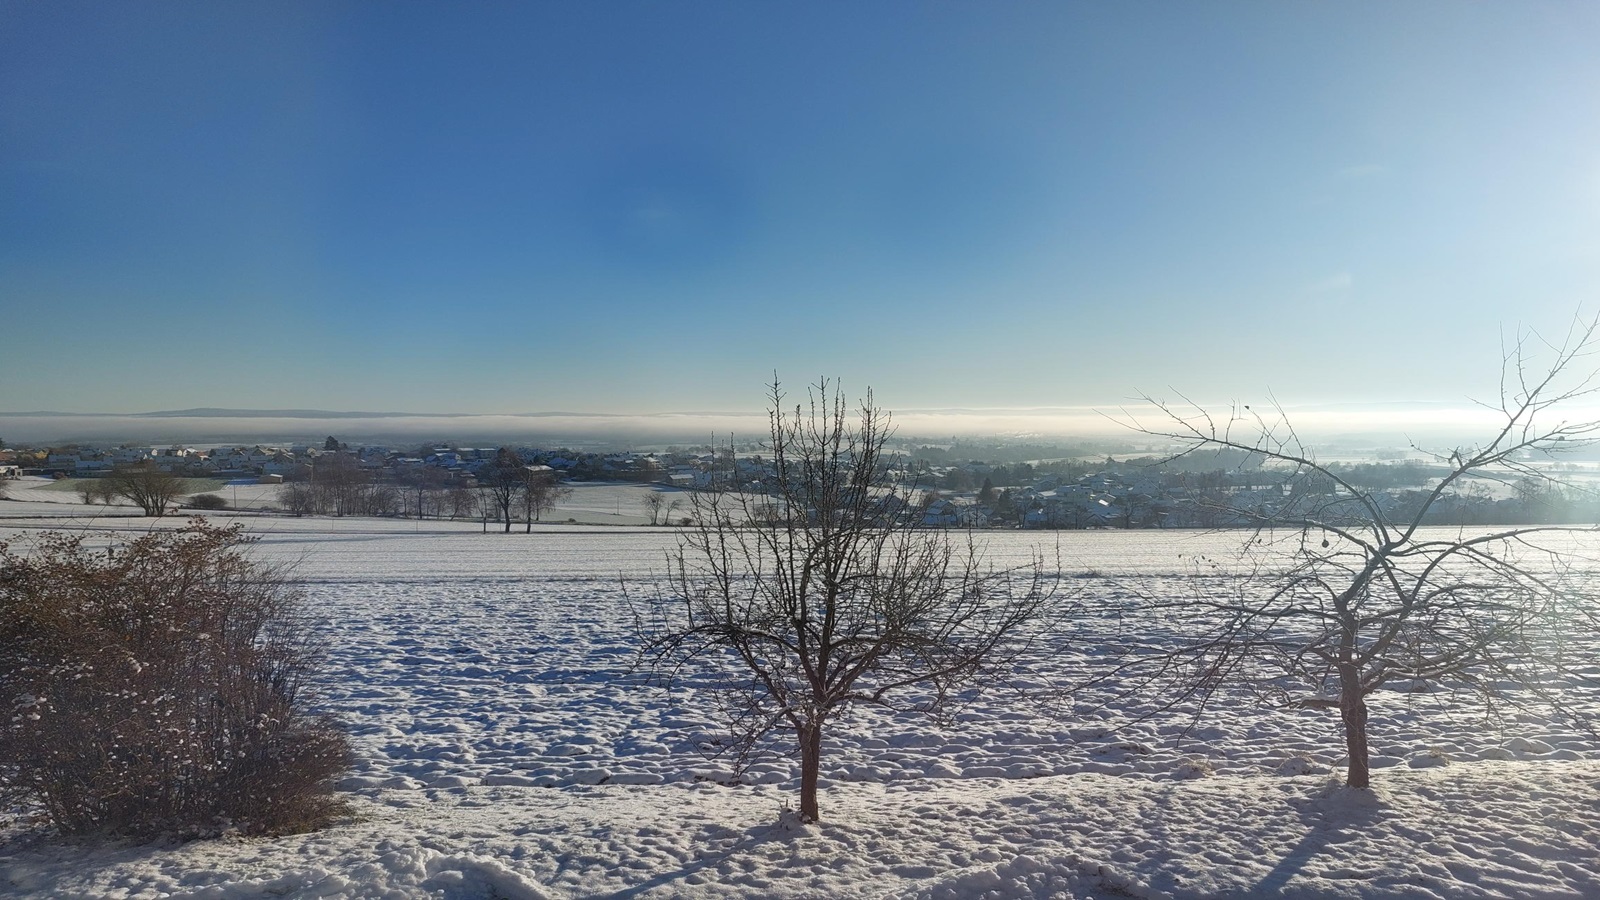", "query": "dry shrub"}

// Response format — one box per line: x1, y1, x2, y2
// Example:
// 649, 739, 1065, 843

0, 521, 350, 838
186, 493, 228, 510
